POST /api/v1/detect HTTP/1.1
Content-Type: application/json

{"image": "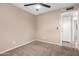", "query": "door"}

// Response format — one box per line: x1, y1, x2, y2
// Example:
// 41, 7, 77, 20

62, 13, 73, 42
